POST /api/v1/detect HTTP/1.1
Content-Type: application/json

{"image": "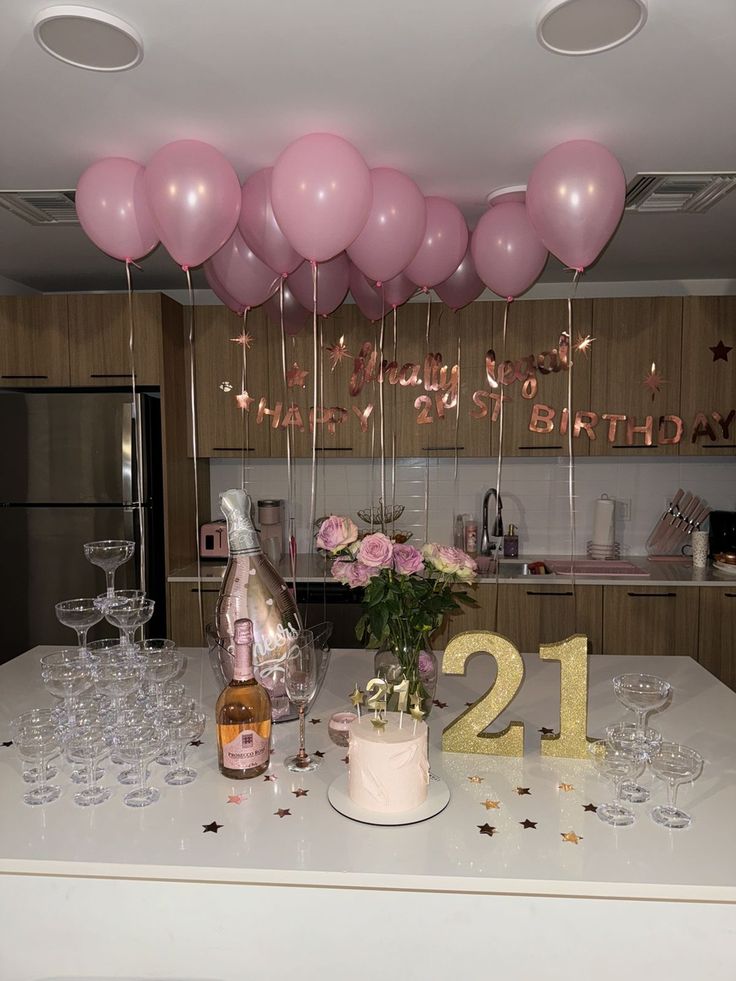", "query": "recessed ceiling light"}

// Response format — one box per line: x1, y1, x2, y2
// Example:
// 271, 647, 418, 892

537, 0, 647, 56
33, 5, 143, 72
